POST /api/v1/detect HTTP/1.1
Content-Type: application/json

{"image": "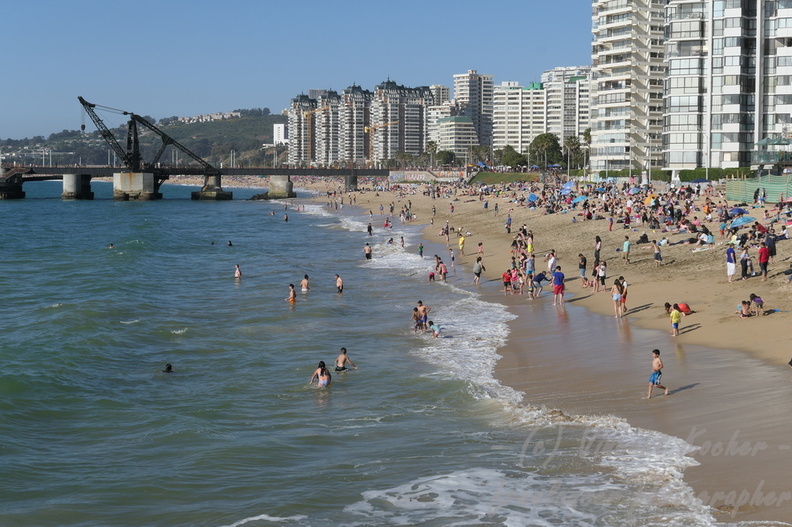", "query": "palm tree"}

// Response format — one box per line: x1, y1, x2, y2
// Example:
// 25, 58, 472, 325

425, 141, 438, 168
